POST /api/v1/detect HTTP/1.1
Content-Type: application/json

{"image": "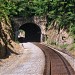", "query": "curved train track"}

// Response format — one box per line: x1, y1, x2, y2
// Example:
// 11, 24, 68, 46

34, 43, 75, 75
